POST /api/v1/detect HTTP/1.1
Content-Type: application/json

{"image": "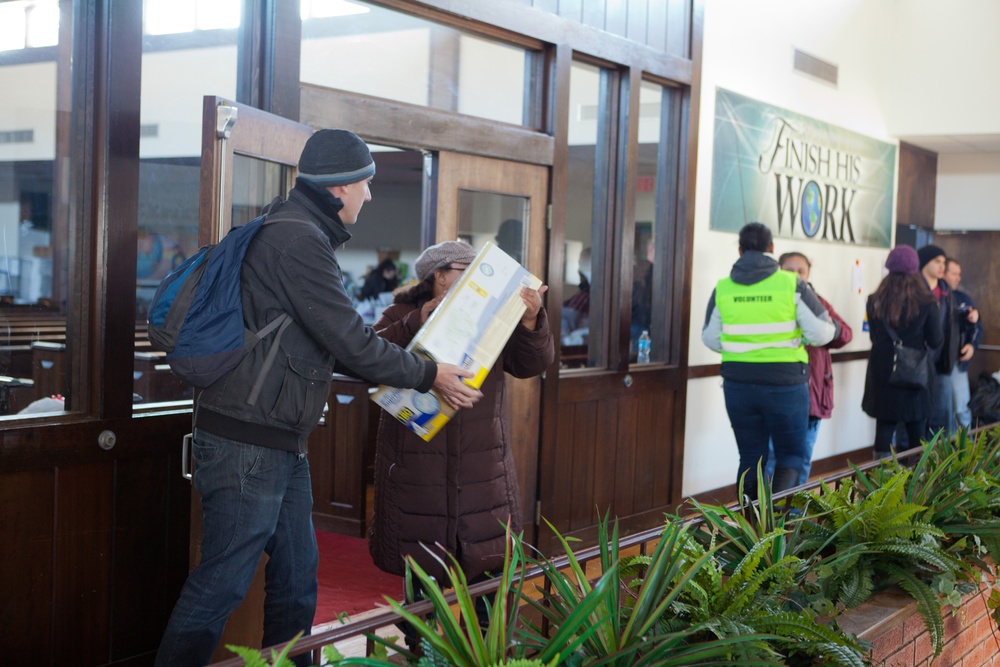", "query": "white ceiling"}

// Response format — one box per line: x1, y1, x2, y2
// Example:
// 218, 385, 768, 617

896, 134, 1000, 155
